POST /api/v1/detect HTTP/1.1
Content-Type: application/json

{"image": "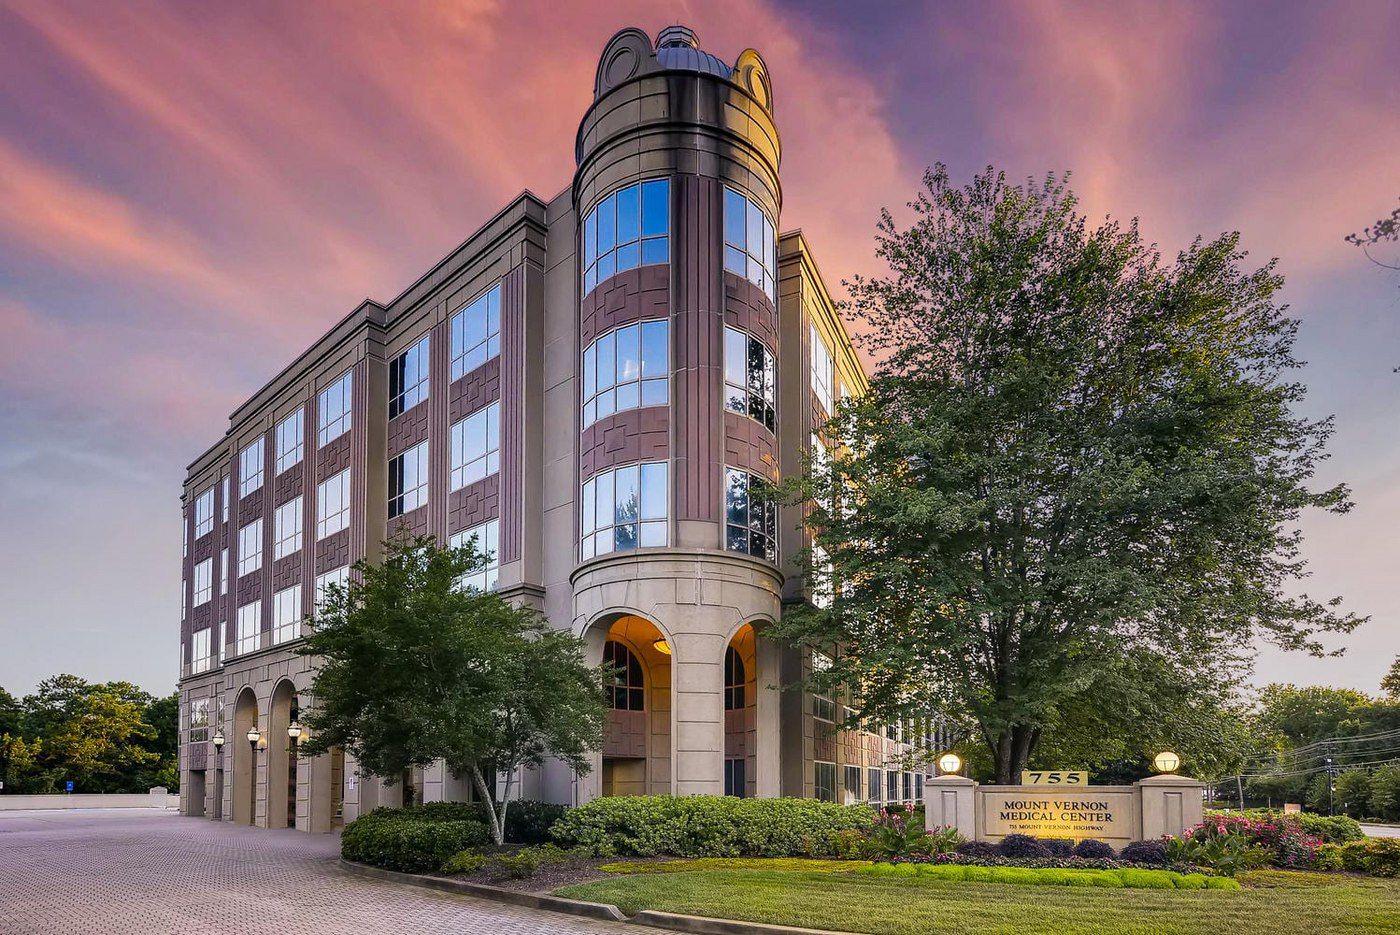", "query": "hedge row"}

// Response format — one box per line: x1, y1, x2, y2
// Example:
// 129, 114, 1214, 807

550, 795, 876, 857
340, 806, 489, 873
861, 862, 1240, 890
1316, 838, 1400, 877
1205, 809, 1364, 844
